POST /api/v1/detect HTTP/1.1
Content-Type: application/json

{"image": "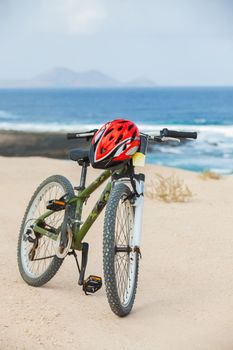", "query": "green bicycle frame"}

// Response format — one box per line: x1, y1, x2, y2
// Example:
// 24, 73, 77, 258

33, 167, 127, 251
70, 169, 111, 250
